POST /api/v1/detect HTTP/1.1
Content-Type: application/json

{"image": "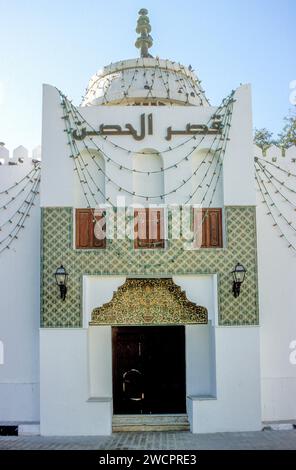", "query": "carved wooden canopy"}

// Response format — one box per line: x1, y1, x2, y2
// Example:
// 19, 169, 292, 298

90, 278, 208, 326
